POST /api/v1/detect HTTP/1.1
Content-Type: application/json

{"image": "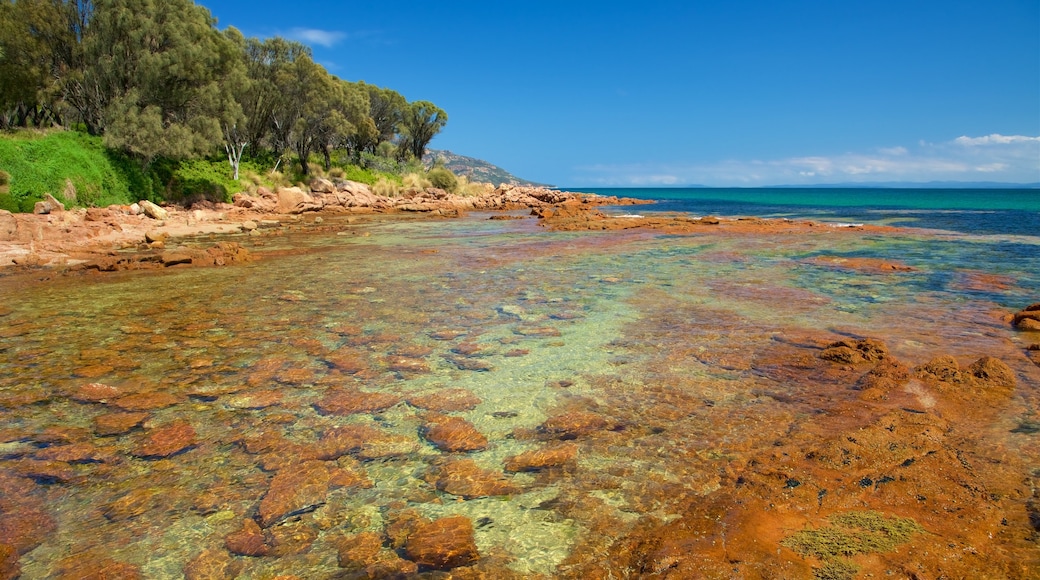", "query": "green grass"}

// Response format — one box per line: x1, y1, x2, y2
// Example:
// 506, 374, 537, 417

0, 130, 148, 212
